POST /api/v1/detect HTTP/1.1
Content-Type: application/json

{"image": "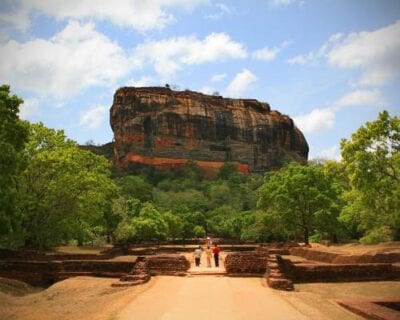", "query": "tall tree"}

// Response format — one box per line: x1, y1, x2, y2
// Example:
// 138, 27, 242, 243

340, 111, 400, 242
258, 163, 342, 244
0, 85, 29, 245
18, 123, 118, 249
